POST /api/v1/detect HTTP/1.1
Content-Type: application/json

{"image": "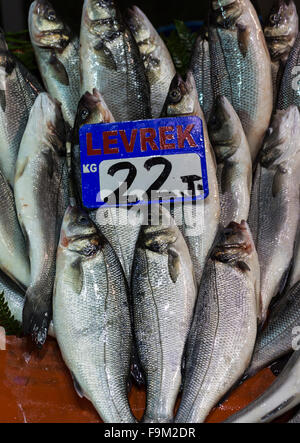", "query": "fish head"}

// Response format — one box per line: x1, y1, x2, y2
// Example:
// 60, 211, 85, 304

264, 0, 299, 61
126, 6, 156, 57
210, 0, 243, 28
29, 0, 70, 50
85, 0, 117, 22
208, 96, 241, 162
161, 71, 200, 117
